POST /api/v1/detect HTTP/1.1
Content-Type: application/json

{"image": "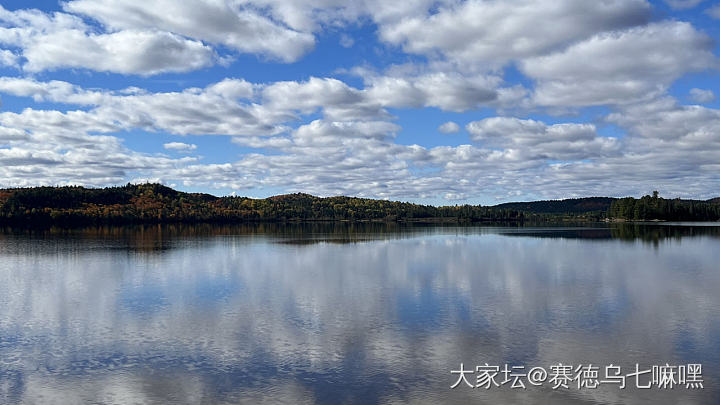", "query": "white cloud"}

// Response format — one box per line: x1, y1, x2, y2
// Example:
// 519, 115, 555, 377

572, 97, 720, 198
0, 126, 27, 142
0, 49, 18, 68
607, 96, 720, 145
63, 0, 316, 63
163, 142, 197, 152
26, 30, 215, 75
1, 61, 719, 202
0, 6, 216, 75
466, 117, 620, 161
0, 77, 282, 136
522, 22, 717, 107
0, 108, 120, 135
361, 69, 500, 112
162, 112, 634, 200
204, 78, 256, 99
261, 70, 506, 117
167, 119, 423, 198
438, 121, 460, 134
0, 110, 196, 188
263, 77, 367, 116
377, 0, 651, 68
689, 88, 715, 103
231, 136, 293, 149
0, 77, 108, 105
225, 0, 431, 36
